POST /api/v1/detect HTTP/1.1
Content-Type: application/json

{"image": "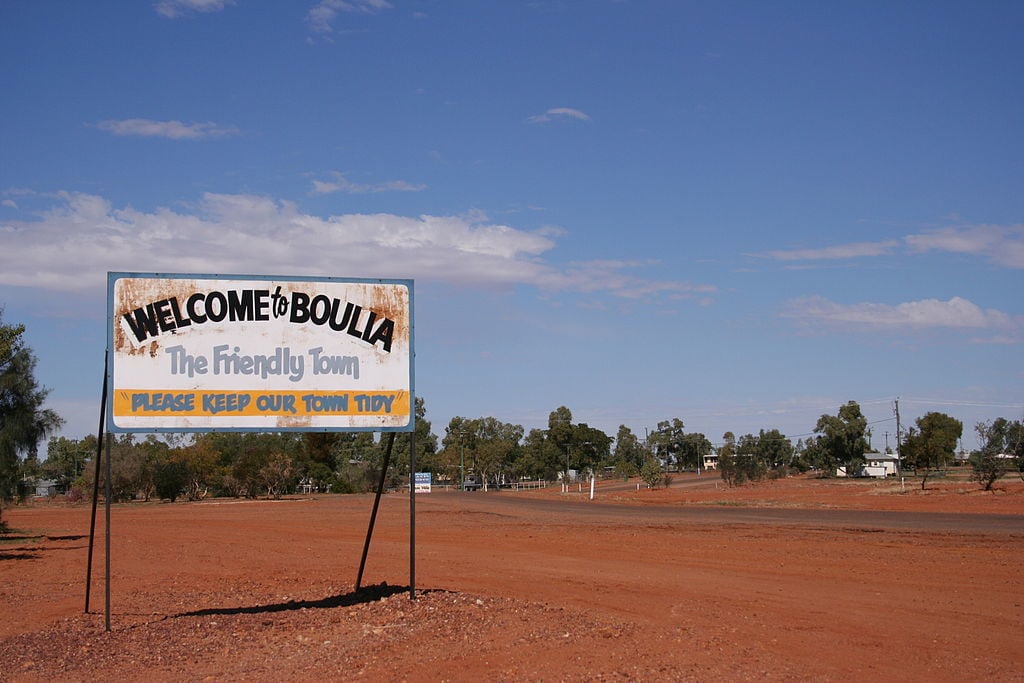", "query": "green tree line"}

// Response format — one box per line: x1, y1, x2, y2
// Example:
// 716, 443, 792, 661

3, 311, 1022, 513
